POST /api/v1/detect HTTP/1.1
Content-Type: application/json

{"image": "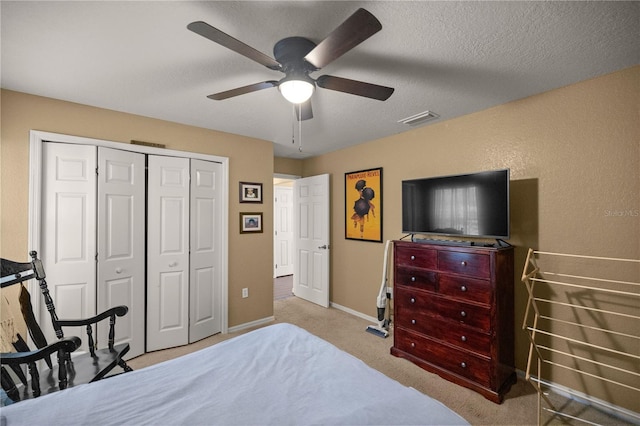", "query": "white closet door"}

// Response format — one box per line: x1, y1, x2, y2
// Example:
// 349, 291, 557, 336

97, 147, 145, 358
189, 159, 222, 342
41, 142, 97, 350
147, 155, 190, 351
